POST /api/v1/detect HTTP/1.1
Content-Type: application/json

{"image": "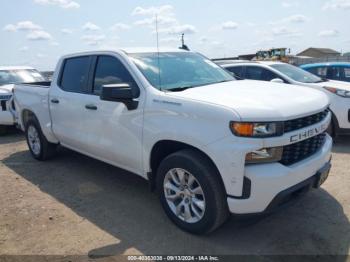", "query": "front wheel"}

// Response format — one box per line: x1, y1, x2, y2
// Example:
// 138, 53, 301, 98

25, 119, 57, 161
157, 149, 229, 234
